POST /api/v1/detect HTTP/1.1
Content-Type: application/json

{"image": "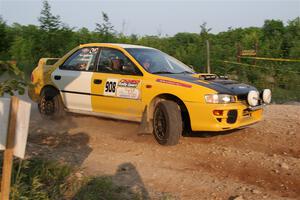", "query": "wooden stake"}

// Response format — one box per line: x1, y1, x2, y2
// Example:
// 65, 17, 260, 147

1, 96, 19, 200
